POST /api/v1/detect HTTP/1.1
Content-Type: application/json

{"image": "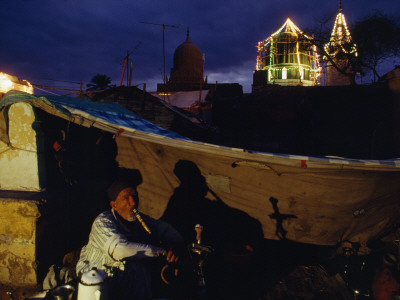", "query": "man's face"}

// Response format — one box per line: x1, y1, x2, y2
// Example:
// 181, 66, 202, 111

111, 187, 139, 221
